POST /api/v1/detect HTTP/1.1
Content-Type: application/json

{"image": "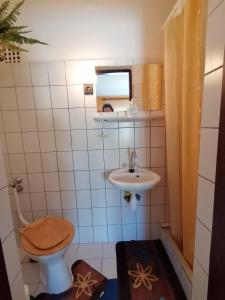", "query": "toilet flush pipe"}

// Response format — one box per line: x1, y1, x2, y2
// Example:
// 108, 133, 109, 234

10, 178, 30, 226
12, 187, 30, 226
